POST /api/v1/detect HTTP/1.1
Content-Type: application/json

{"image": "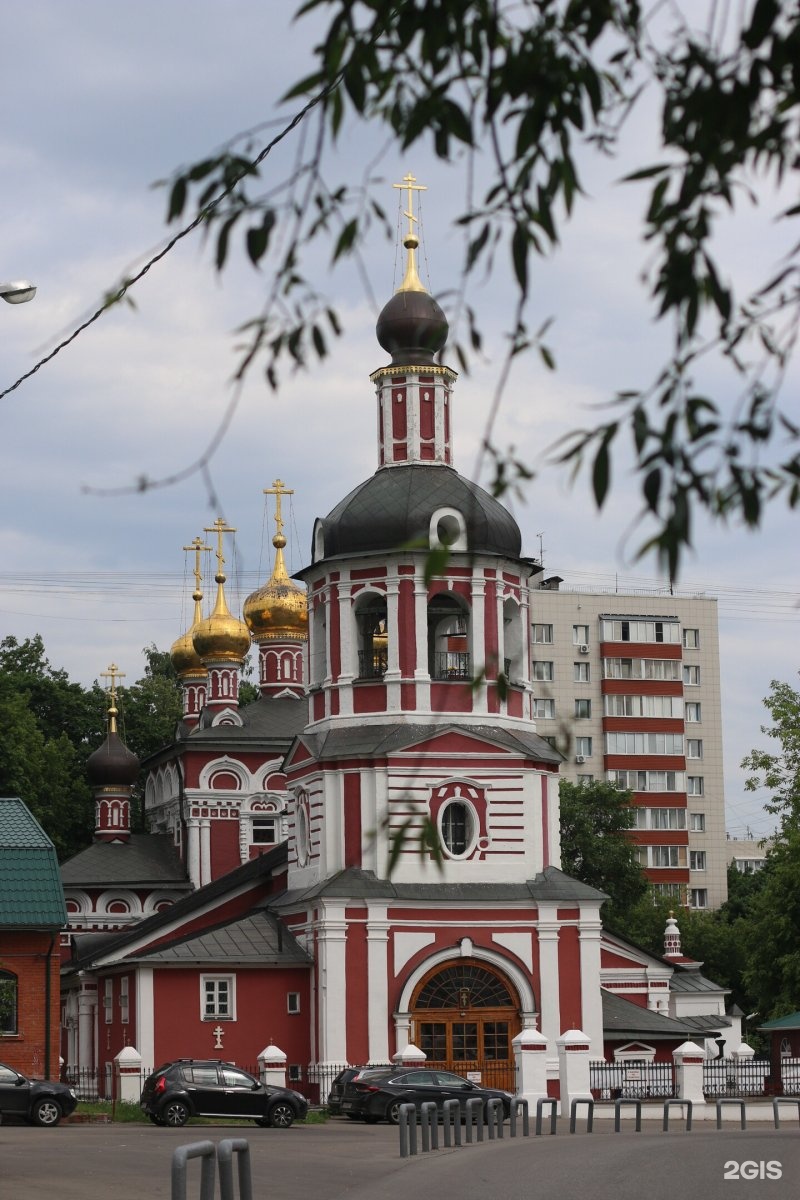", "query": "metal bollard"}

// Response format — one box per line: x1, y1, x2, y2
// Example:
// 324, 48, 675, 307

662, 1099, 693, 1132
420, 1102, 439, 1152
614, 1098, 642, 1132
218, 1140, 253, 1200
399, 1103, 418, 1158
171, 1142, 216, 1200
535, 1097, 558, 1135
464, 1096, 484, 1143
485, 1097, 504, 1140
510, 1096, 530, 1138
442, 1098, 461, 1147
772, 1097, 800, 1129
569, 1098, 594, 1134
716, 1098, 746, 1130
